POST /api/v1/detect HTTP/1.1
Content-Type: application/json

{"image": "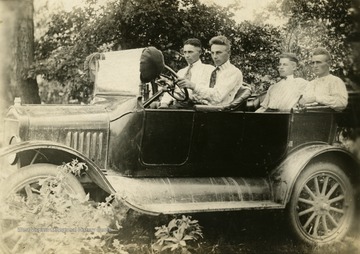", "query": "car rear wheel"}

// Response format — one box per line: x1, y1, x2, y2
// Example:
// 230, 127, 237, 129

0, 163, 86, 254
288, 162, 355, 245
